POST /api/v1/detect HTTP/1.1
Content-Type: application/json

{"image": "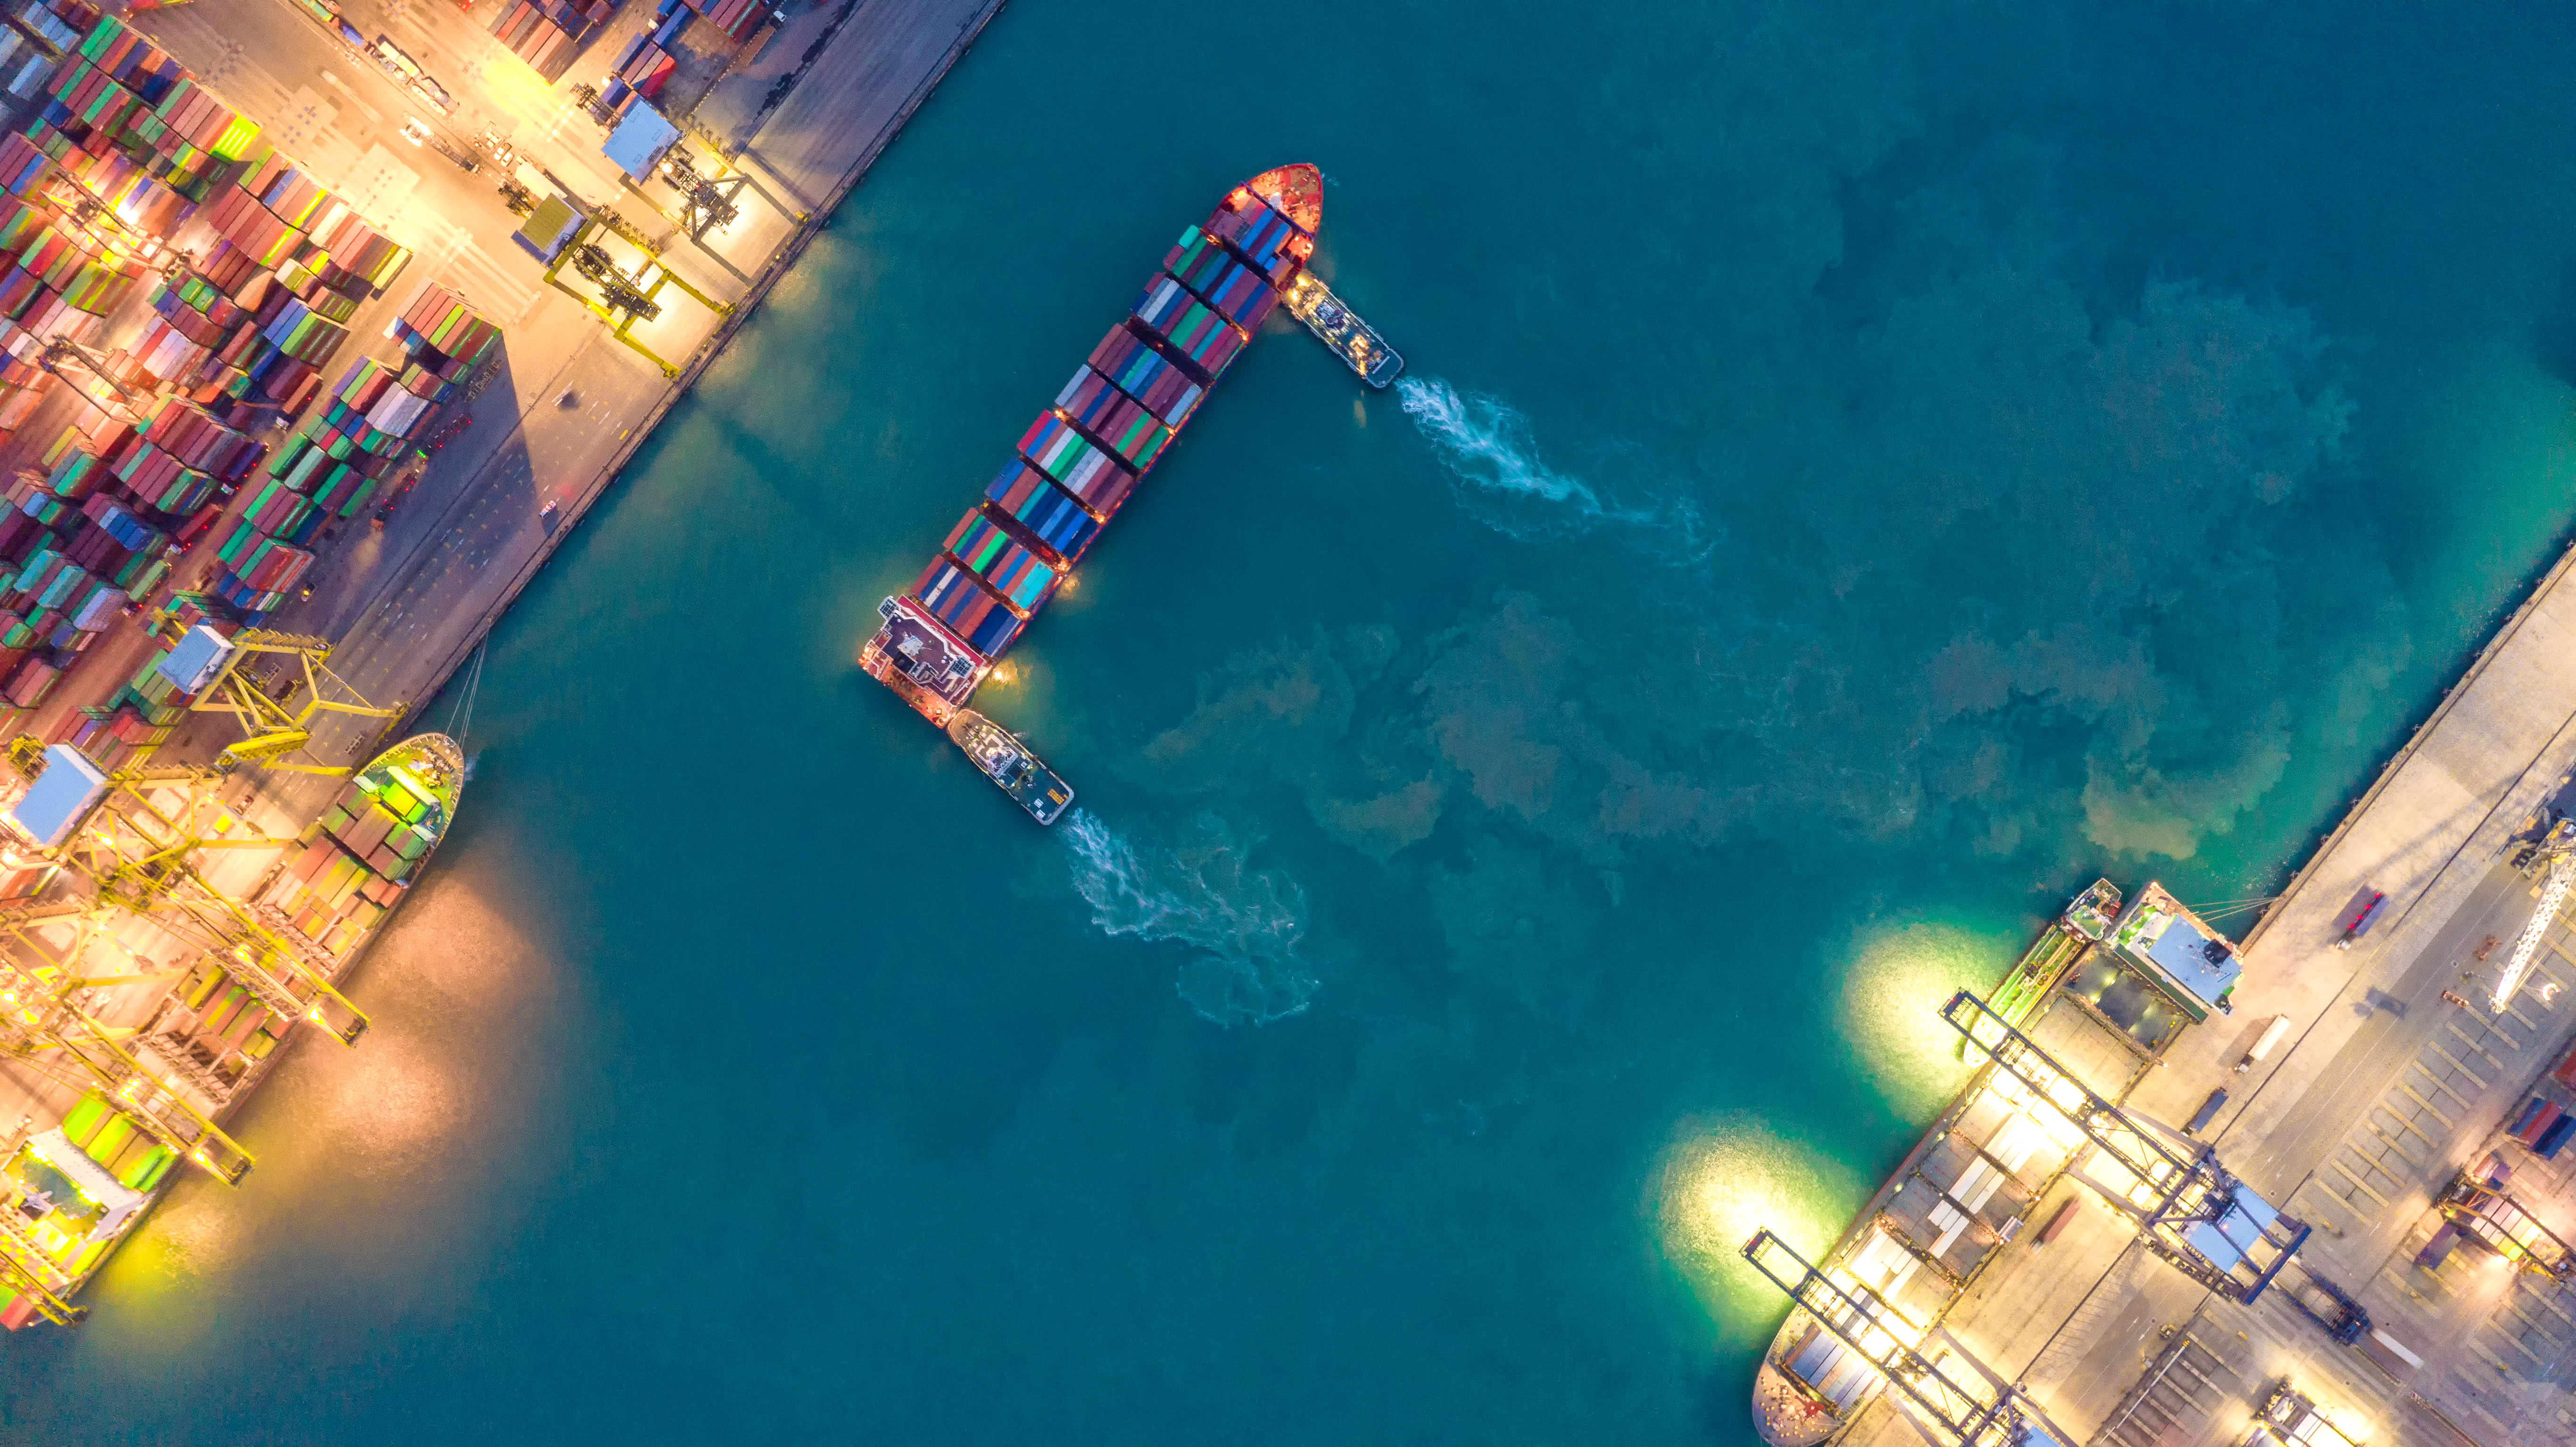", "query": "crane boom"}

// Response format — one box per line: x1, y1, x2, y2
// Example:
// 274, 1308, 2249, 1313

2495, 850, 2576, 1014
